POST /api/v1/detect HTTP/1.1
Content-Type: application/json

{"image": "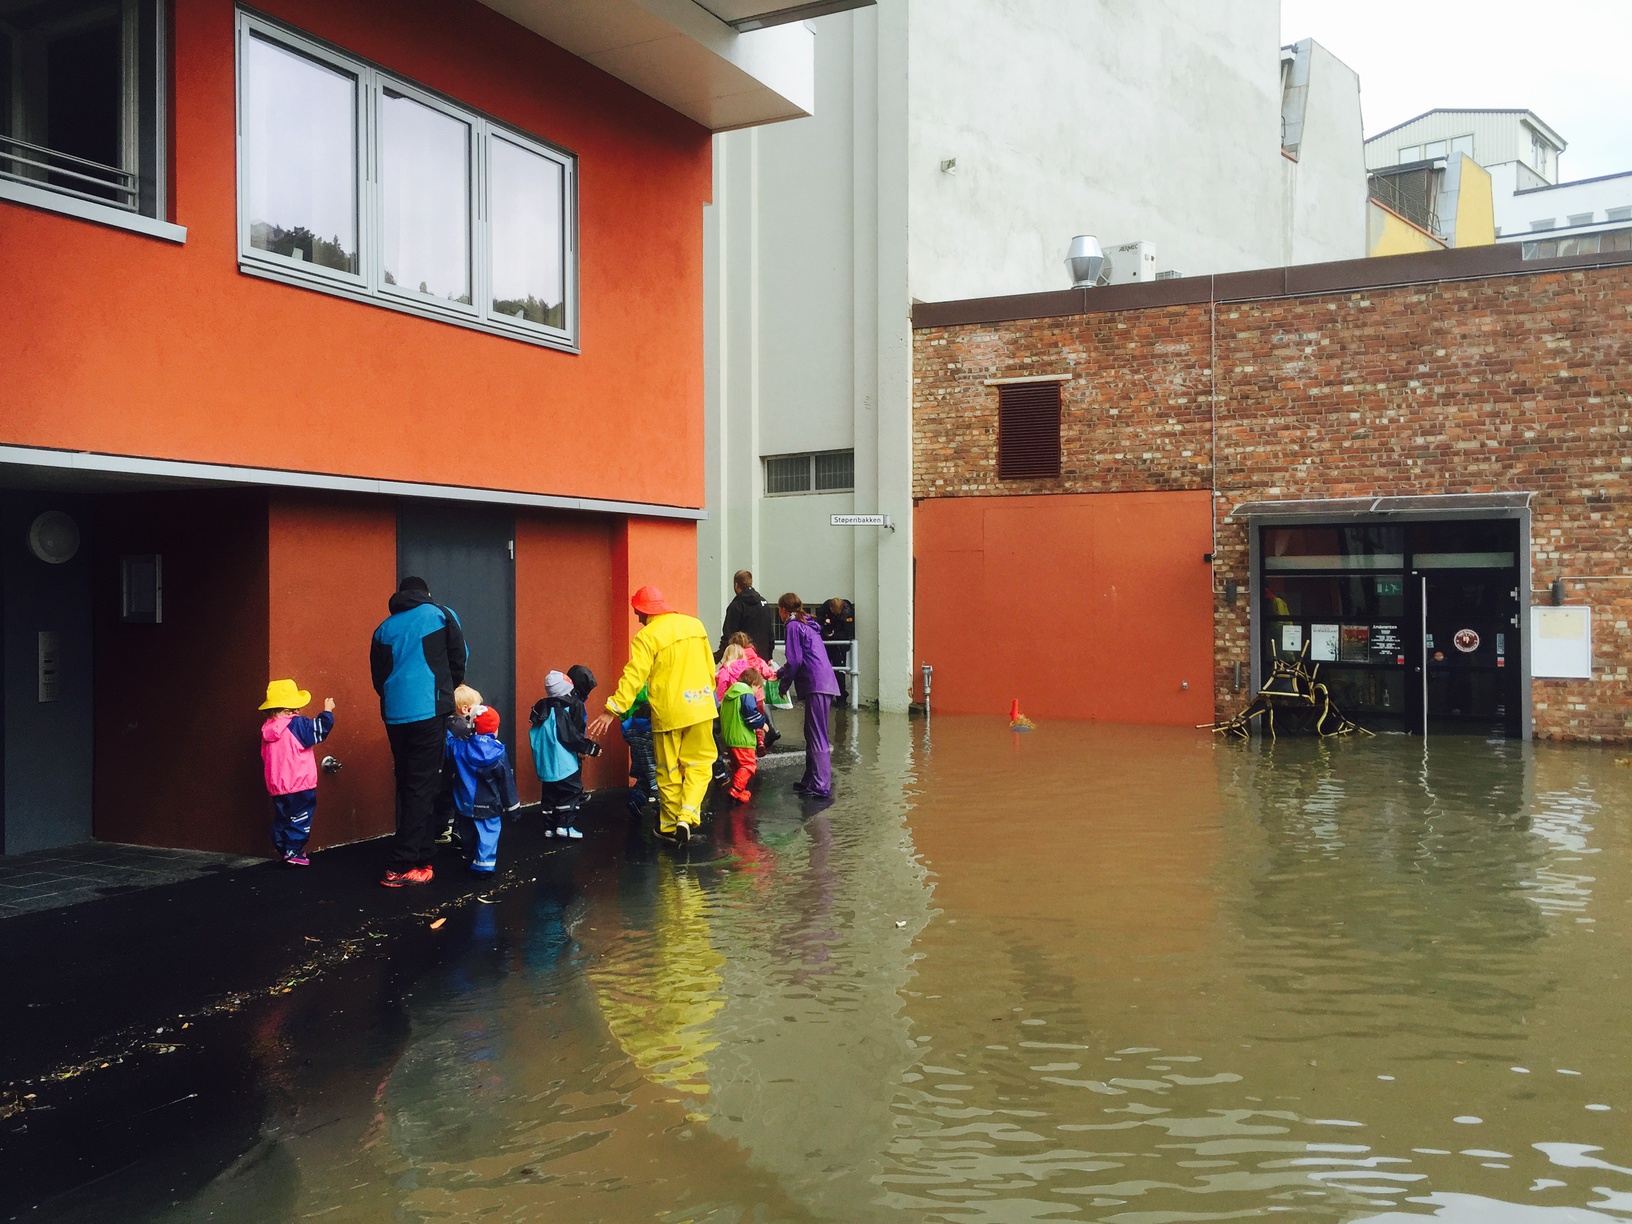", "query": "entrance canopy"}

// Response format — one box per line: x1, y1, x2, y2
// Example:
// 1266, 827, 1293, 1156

1233, 492, 1533, 522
